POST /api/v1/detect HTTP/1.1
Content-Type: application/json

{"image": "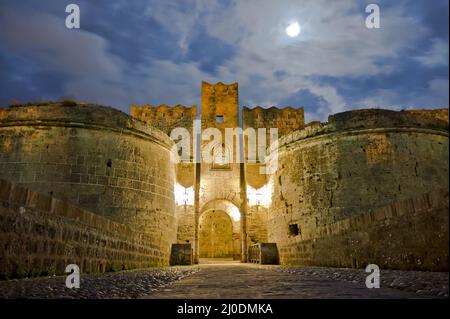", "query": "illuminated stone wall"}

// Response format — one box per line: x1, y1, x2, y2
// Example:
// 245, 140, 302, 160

0, 103, 177, 266
130, 104, 197, 136
247, 206, 268, 245
176, 205, 195, 244
2, 83, 447, 272
131, 104, 197, 188
199, 82, 243, 207
243, 106, 305, 138
267, 109, 449, 270
0, 179, 170, 278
